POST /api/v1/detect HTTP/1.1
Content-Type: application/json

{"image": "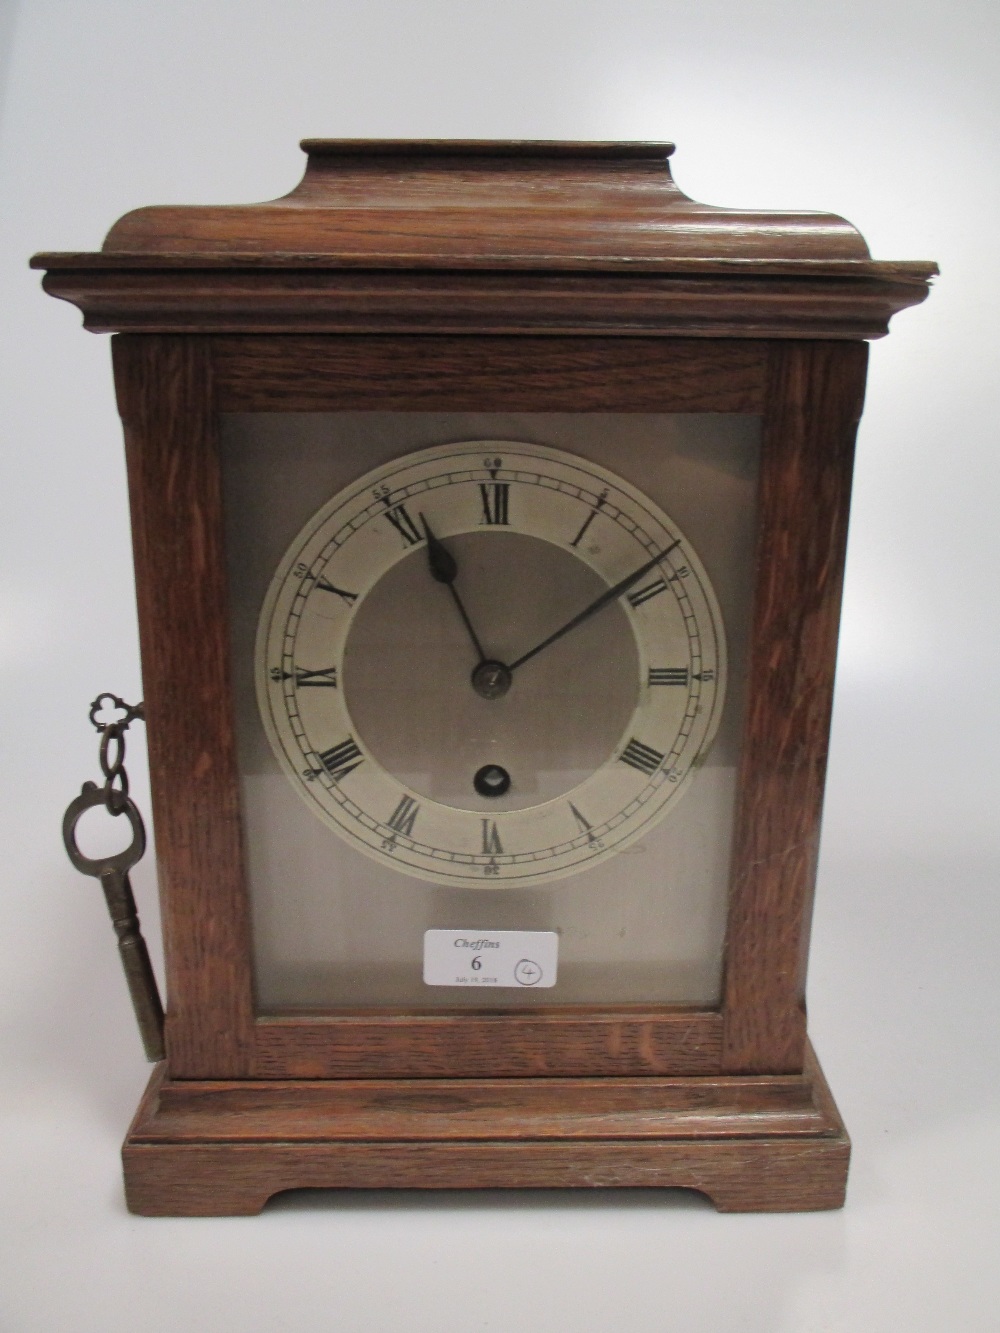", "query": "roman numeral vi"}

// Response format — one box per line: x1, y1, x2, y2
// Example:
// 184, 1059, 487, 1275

481, 819, 503, 855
